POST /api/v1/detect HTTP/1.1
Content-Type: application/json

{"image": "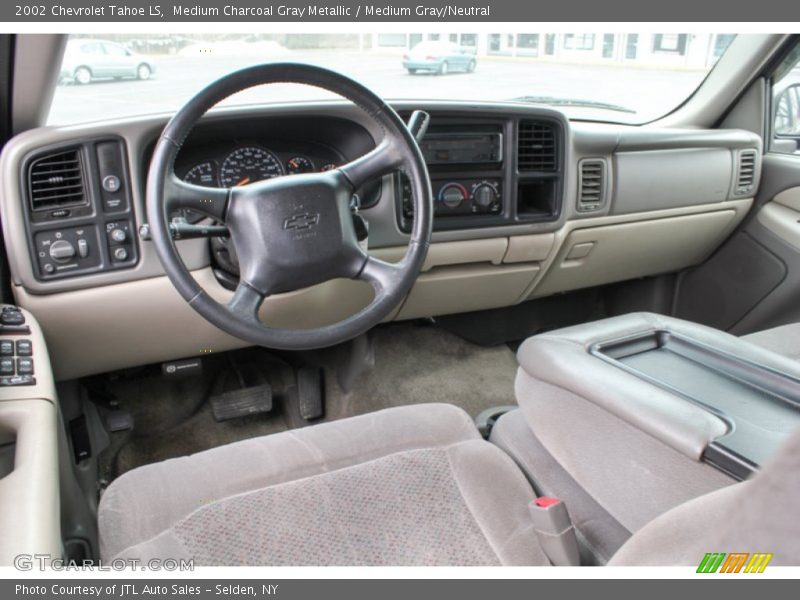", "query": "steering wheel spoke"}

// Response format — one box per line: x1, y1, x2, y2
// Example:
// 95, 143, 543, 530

358, 255, 404, 295
227, 281, 267, 324
338, 139, 404, 191
165, 174, 230, 222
